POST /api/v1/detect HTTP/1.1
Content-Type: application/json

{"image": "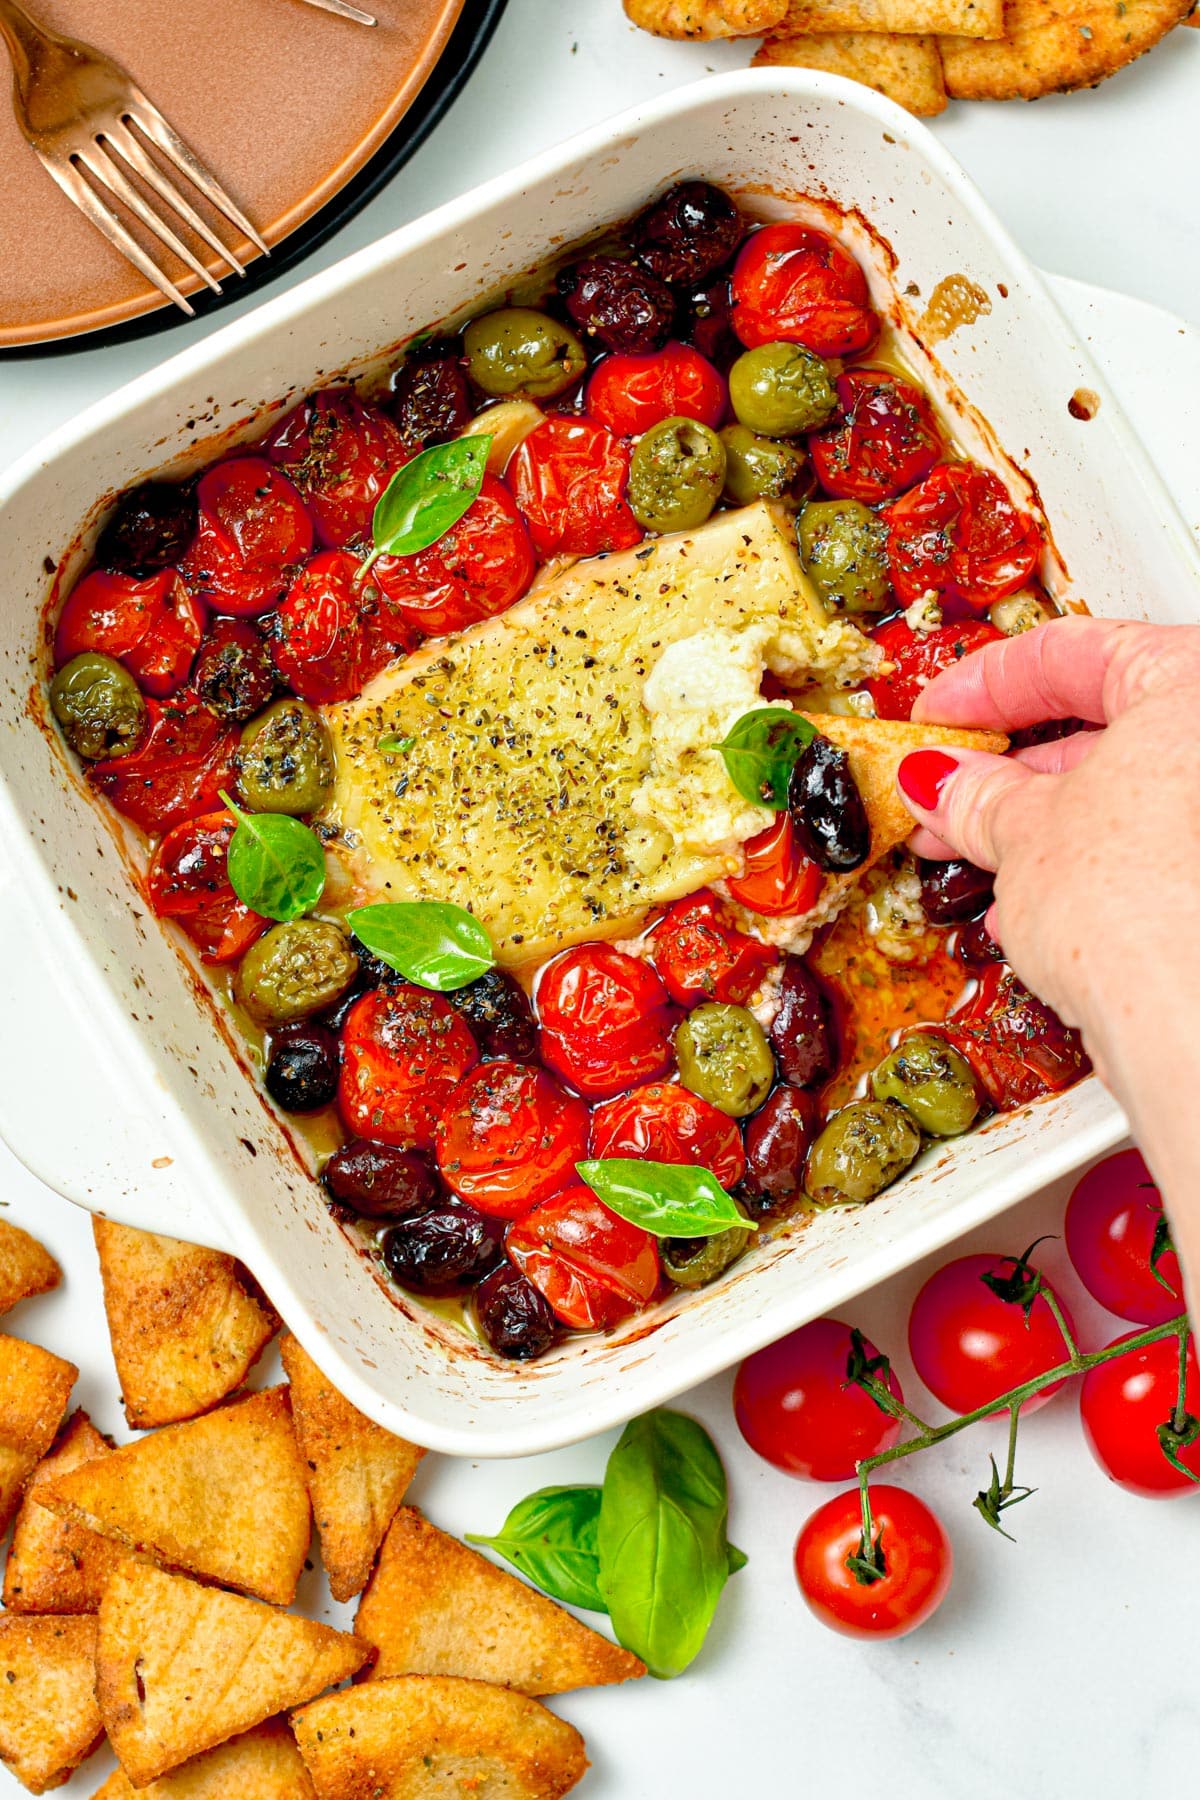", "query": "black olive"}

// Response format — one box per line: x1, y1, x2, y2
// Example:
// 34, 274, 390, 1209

264, 1022, 340, 1113
956, 916, 1007, 969
96, 481, 198, 574
349, 938, 405, 991
557, 255, 675, 355
630, 181, 745, 286
382, 1204, 504, 1294
738, 1084, 819, 1218
918, 857, 995, 925
788, 736, 870, 873
193, 619, 276, 722
475, 1264, 558, 1360
447, 969, 537, 1060
682, 276, 740, 371
769, 956, 838, 1088
323, 1140, 440, 1222
390, 341, 473, 446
